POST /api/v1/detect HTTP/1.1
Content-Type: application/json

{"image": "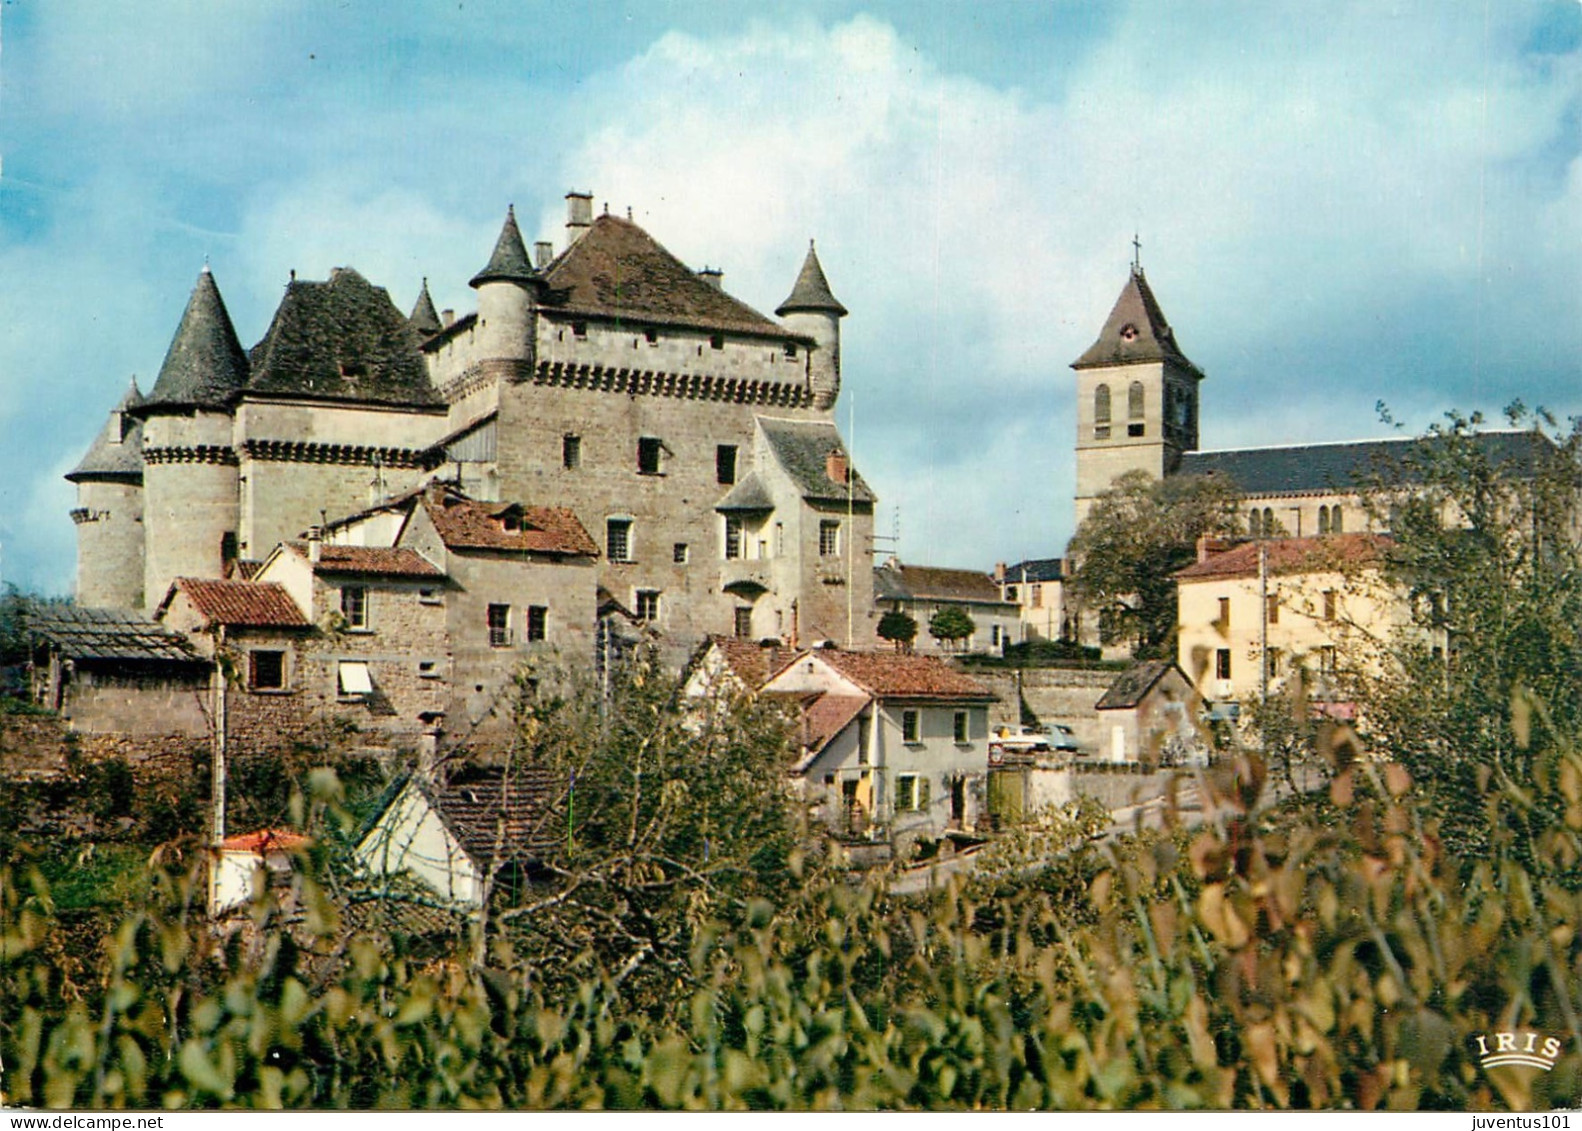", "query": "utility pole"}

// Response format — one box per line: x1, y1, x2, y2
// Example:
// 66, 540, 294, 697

1259, 541, 1269, 705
